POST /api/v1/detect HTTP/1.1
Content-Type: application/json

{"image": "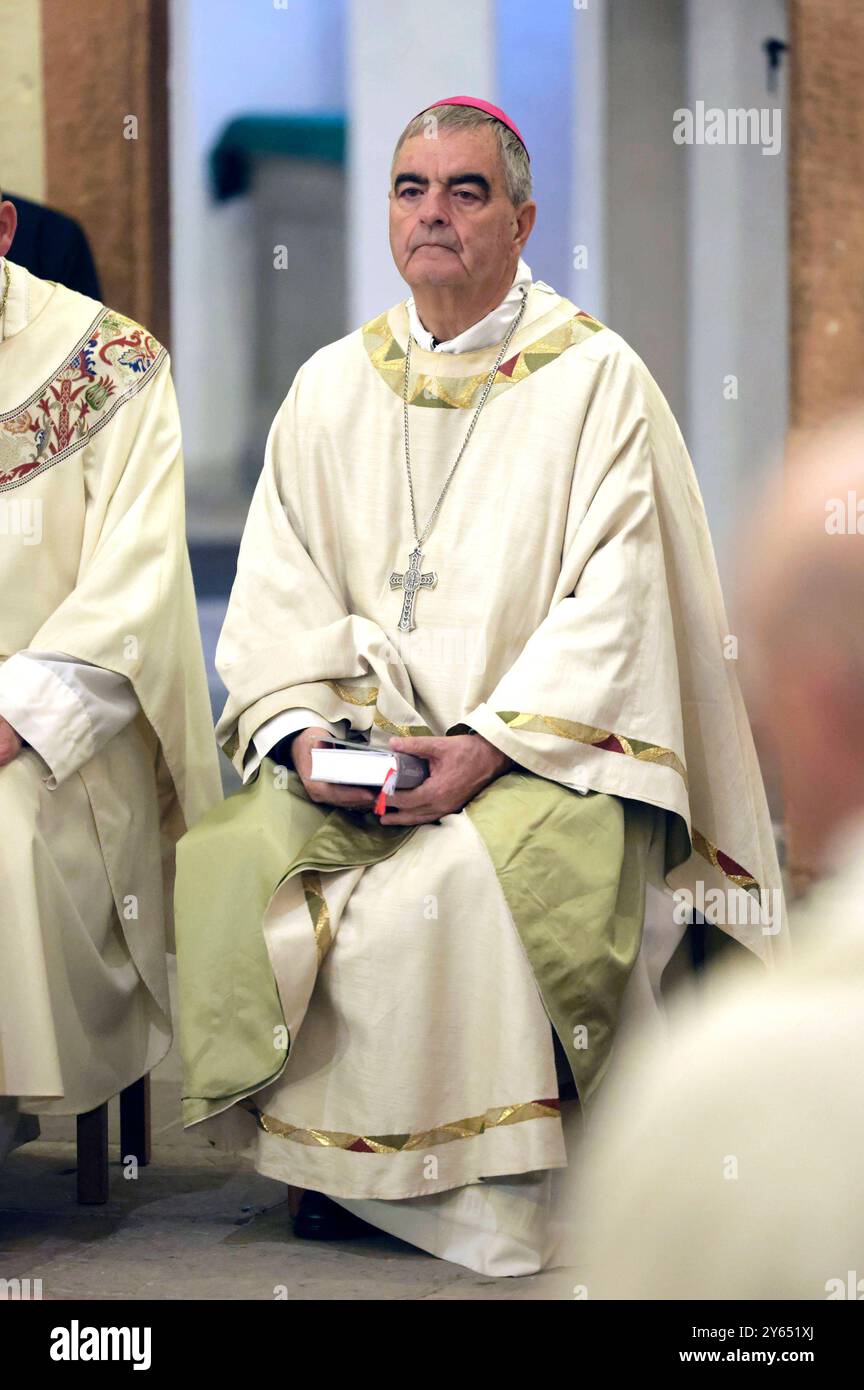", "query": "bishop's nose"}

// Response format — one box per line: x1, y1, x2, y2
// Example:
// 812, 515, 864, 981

418, 189, 453, 227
